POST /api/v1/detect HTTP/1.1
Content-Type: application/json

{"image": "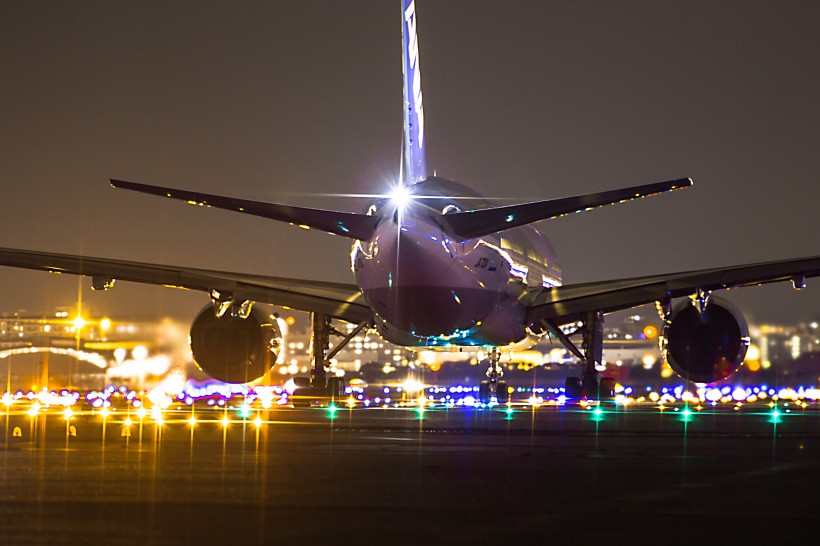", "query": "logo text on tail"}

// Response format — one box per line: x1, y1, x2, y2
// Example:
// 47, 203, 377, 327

405, 0, 424, 148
